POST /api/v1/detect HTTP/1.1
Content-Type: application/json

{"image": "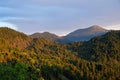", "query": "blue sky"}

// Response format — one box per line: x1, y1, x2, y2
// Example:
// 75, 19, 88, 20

0, 0, 120, 36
